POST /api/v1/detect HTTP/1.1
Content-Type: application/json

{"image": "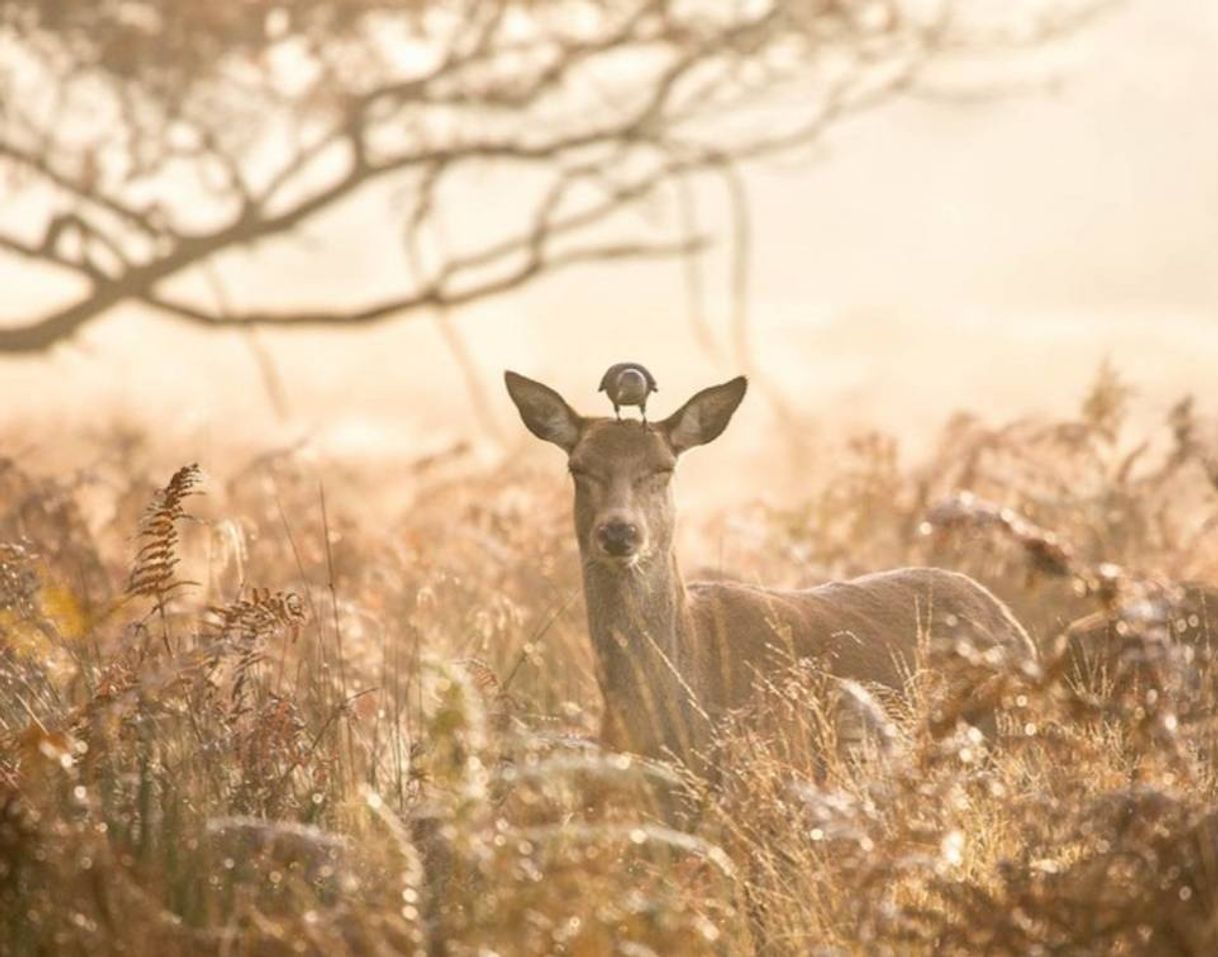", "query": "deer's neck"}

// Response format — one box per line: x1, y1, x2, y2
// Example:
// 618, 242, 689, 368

581, 551, 706, 762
